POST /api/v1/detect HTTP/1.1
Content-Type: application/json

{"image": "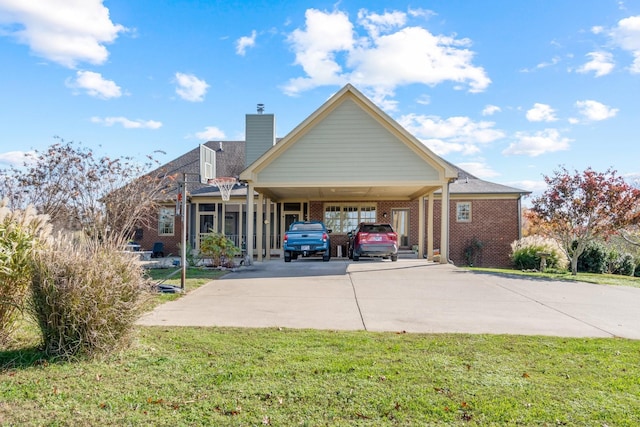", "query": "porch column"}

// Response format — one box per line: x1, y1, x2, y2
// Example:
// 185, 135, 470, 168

440, 182, 450, 264
418, 196, 425, 259
257, 193, 264, 262
274, 202, 280, 253
238, 201, 244, 251
246, 183, 254, 259
221, 202, 226, 235
265, 197, 271, 260
427, 195, 434, 261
